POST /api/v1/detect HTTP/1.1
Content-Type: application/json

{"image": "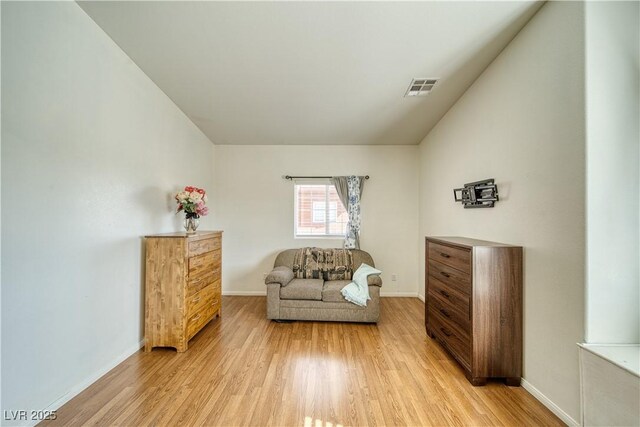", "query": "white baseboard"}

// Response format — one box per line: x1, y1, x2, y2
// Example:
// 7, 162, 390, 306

521, 379, 579, 426
222, 291, 267, 296
38, 339, 145, 424
380, 292, 419, 298
417, 294, 425, 302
